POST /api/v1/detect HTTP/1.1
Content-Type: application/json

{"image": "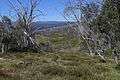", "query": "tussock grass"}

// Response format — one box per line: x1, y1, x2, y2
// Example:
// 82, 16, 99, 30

0, 52, 119, 80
